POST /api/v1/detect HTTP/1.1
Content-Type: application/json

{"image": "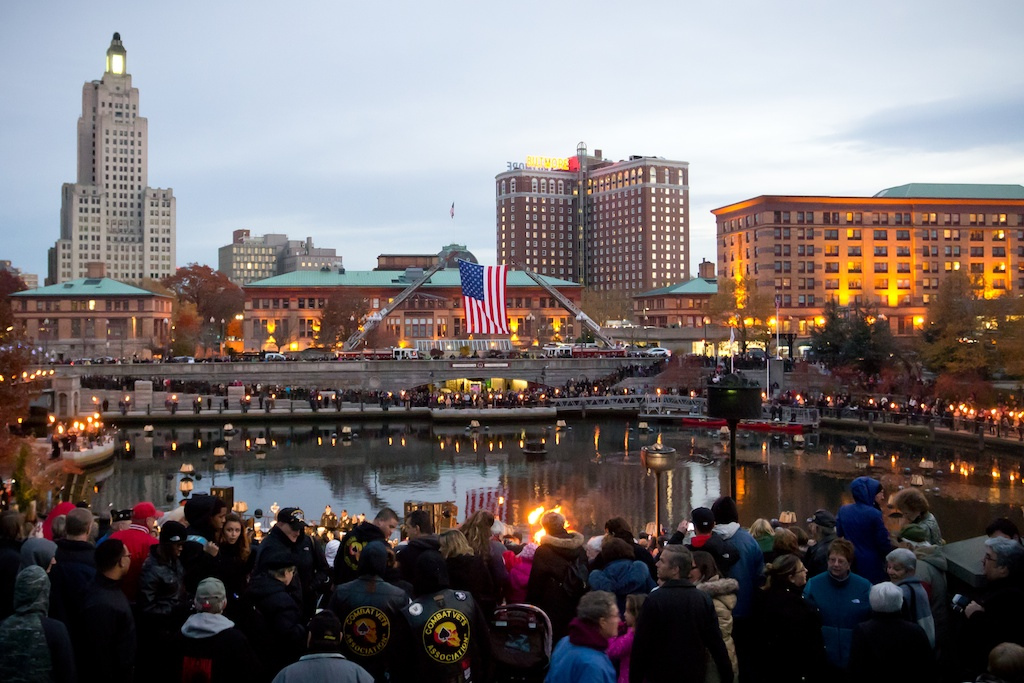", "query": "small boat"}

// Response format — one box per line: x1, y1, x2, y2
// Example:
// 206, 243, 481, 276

341, 426, 353, 440
522, 440, 547, 459
556, 419, 568, 430
63, 437, 118, 467
223, 424, 237, 436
